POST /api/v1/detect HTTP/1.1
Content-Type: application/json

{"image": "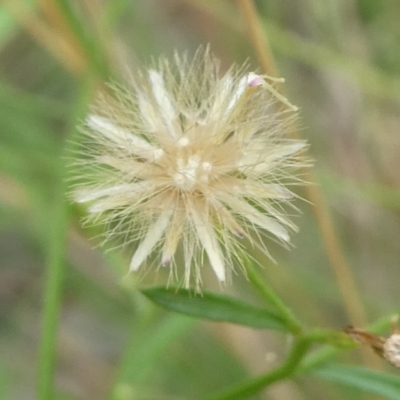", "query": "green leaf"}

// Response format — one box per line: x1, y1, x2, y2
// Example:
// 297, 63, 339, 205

142, 287, 288, 331
314, 363, 400, 400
